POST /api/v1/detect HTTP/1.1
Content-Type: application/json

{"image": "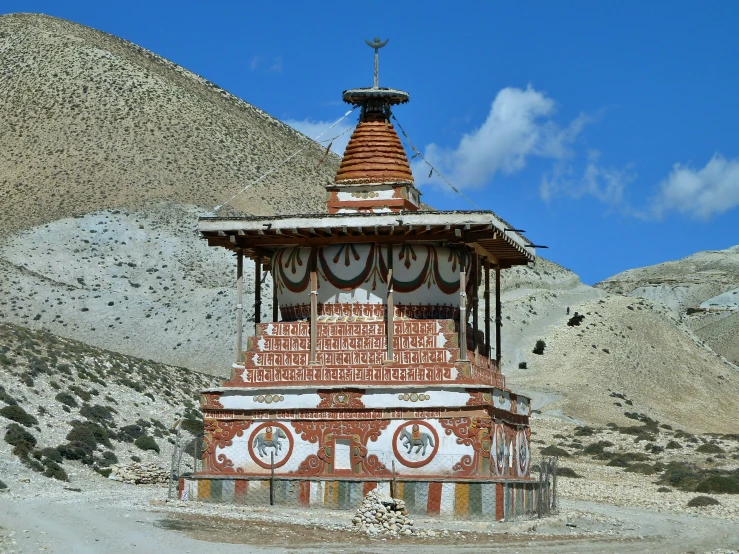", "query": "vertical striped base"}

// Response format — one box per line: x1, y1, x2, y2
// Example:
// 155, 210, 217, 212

180, 478, 538, 520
